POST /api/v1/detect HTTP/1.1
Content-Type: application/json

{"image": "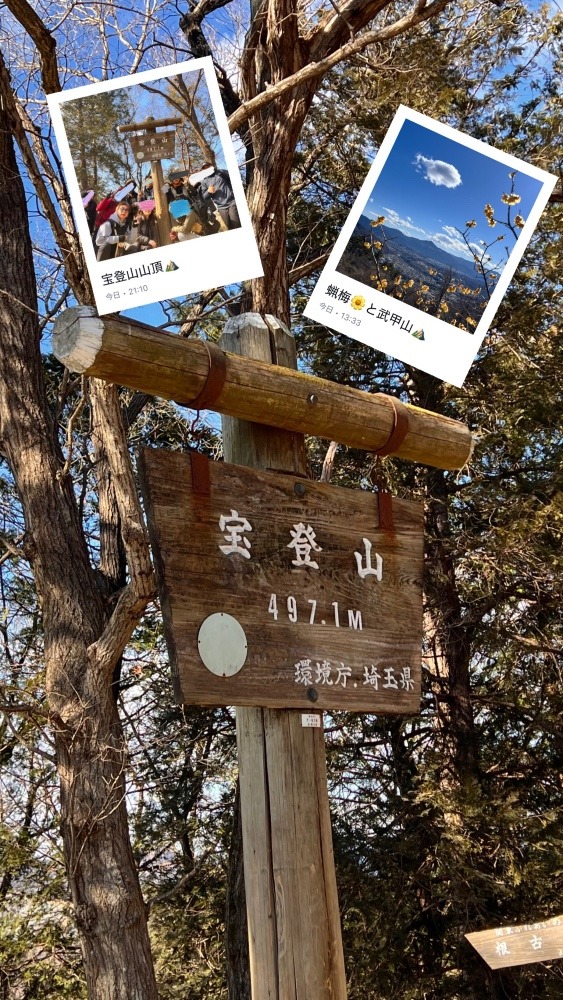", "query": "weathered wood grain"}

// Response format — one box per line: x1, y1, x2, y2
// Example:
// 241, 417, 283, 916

52, 306, 473, 470
138, 448, 424, 713
223, 315, 347, 1000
